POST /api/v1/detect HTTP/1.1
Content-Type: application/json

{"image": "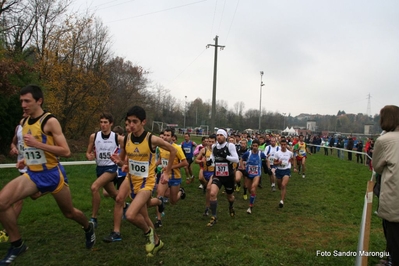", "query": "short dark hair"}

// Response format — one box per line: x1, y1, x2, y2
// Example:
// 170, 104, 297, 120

100, 112, 114, 124
379, 105, 399, 132
126, 106, 146, 122
20, 85, 44, 106
280, 139, 287, 144
208, 134, 216, 140
164, 128, 175, 137
113, 125, 124, 135
201, 136, 207, 141
252, 139, 260, 146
